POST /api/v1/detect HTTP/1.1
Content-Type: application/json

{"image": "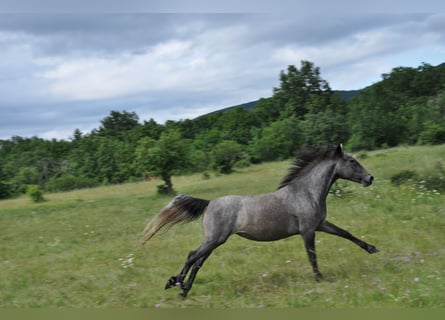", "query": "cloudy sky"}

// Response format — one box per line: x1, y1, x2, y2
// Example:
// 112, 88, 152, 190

1, 1, 445, 140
